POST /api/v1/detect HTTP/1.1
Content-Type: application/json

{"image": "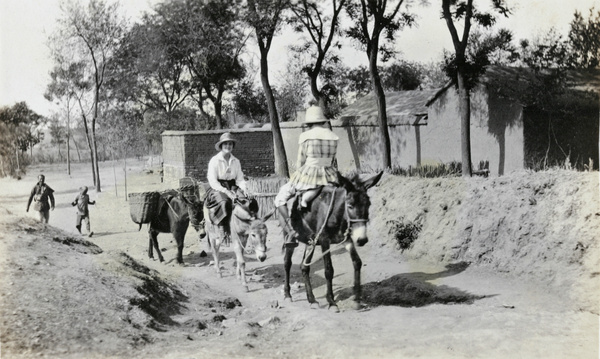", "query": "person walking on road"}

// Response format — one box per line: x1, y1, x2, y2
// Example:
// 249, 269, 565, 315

26, 174, 55, 224
72, 186, 96, 237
